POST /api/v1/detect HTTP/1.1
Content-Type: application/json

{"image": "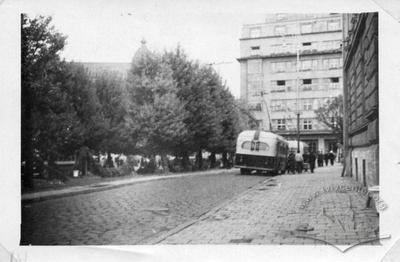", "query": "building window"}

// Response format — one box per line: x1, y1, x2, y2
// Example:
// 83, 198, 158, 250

303, 119, 313, 130
303, 140, 318, 153
329, 58, 340, 69
249, 27, 261, 38
312, 99, 320, 110
249, 103, 262, 111
302, 79, 312, 91
271, 100, 285, 111
313, 21, 327, 32
277, 119, 286, 130
329, 77, 339, 89
274, 25, 286, 36
248, 81, 262, 96
300, 60, 312, 71
250, 46, 260, 56
272, 62, 286, 72
300, 23, 312, 34
248, 60, 262, 74
327, 20, 340, 31
323, 58, 341, 69
271, 80, 286, 93
302, 99, 313, 111
277, 80, 286, 86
